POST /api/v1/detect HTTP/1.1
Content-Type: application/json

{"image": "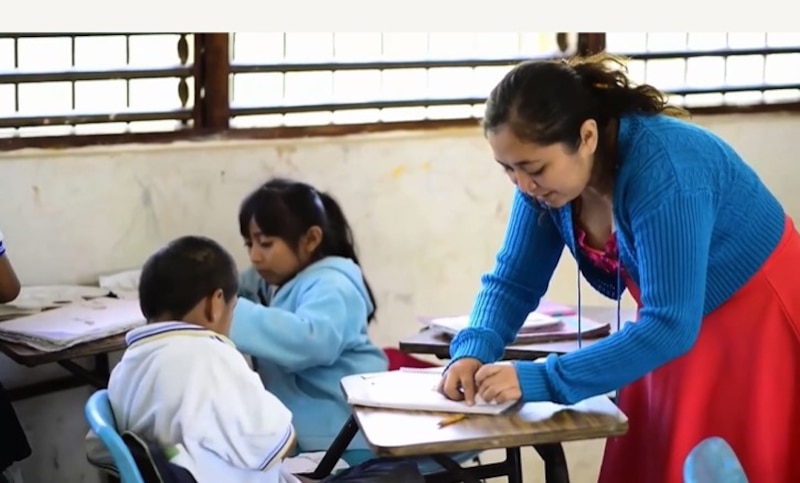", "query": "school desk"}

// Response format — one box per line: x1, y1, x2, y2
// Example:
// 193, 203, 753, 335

400, 305, 638, 361
308, 379, 628, 483
0, 333, 125, 401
